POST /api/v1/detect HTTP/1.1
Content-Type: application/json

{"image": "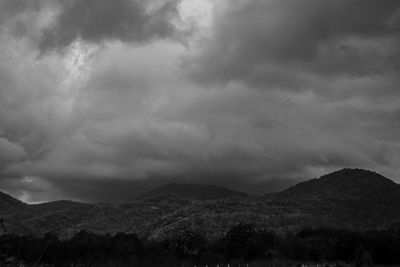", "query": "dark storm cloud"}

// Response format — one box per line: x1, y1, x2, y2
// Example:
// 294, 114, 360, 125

189, 0, 400, 89
1, 0, 400, 203
38, 0, 182, 52
0, 0, 183, 52
0, 138, 27, 170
